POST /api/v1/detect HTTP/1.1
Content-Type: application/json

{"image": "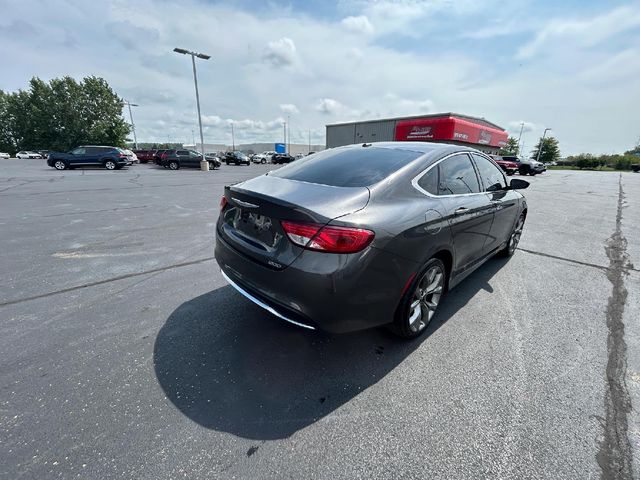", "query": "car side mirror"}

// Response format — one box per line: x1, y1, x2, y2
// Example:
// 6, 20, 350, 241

509, 178, 529, 190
